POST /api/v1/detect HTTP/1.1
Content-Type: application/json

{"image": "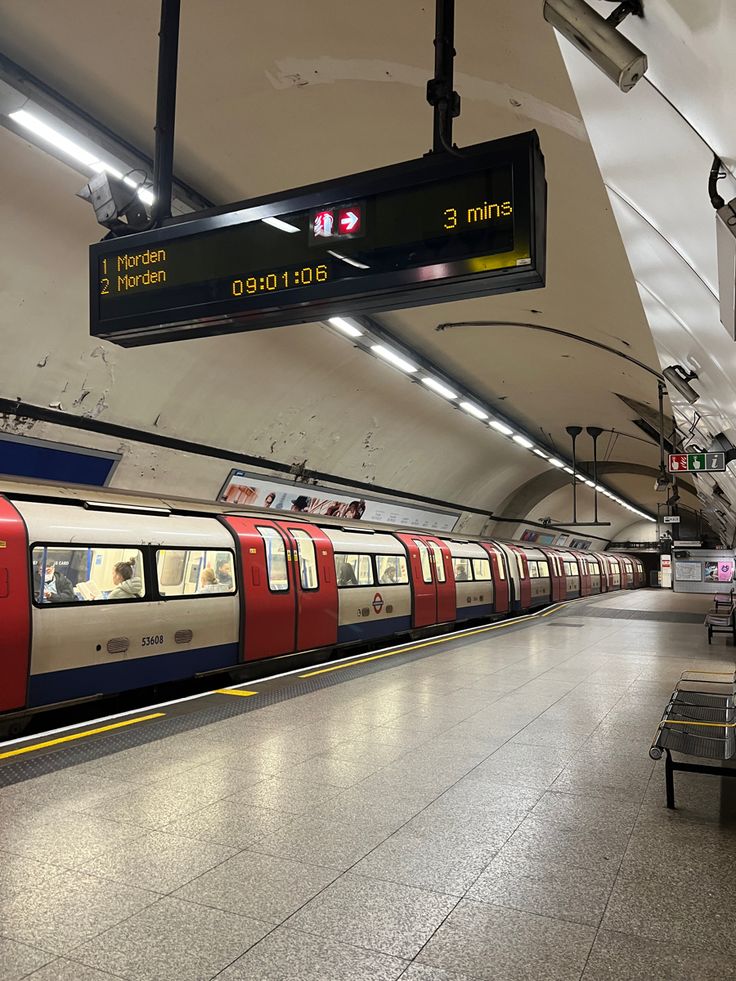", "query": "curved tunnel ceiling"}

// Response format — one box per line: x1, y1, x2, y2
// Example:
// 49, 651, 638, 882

0, 0, 703, 541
